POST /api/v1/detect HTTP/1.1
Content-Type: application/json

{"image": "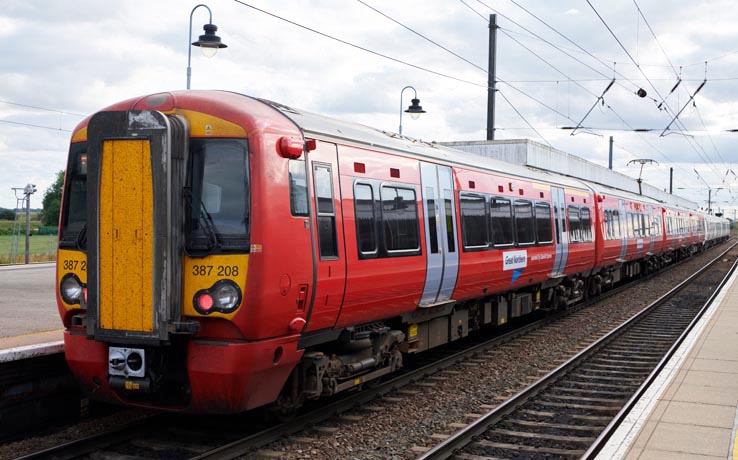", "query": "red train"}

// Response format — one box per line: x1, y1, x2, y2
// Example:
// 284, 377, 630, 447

56, 90, 730, 414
